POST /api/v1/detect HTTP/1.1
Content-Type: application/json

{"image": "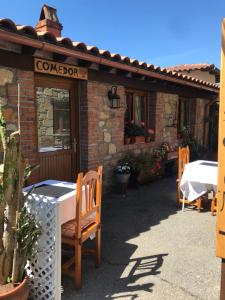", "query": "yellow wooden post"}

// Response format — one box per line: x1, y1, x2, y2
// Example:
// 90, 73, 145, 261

216, 18, 225, 300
